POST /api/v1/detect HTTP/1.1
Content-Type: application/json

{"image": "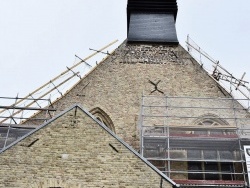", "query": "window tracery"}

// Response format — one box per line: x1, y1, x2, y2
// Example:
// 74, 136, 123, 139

194, 114, 229, 127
